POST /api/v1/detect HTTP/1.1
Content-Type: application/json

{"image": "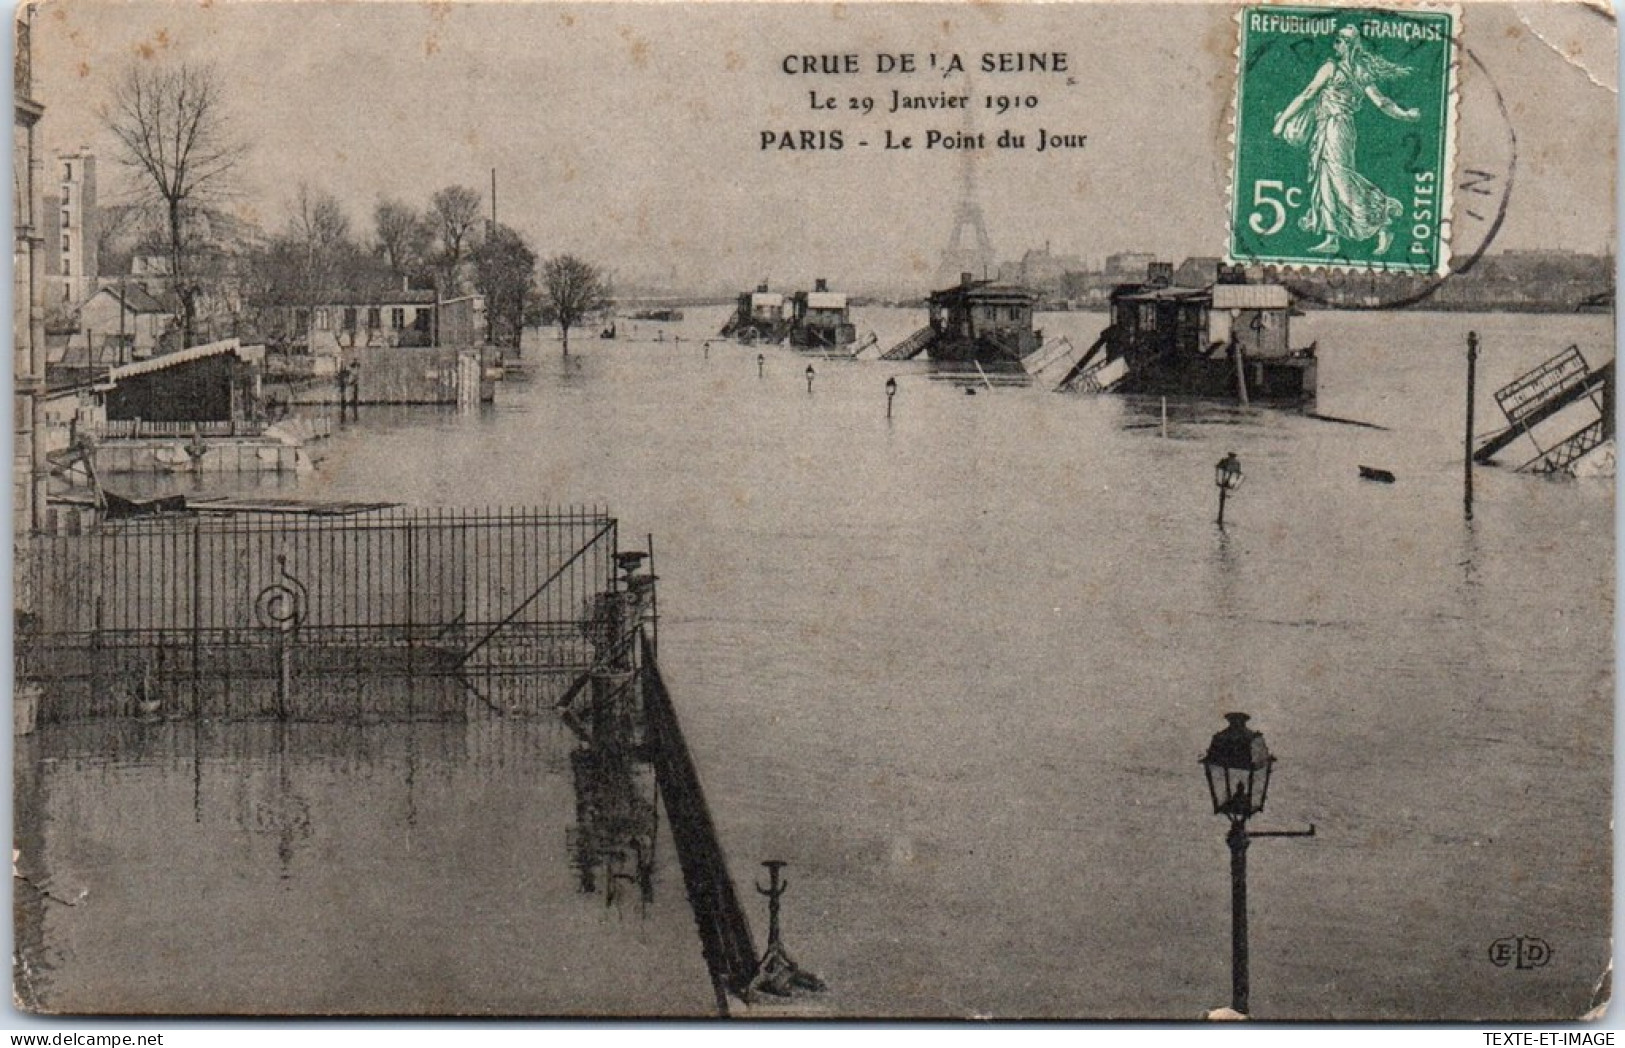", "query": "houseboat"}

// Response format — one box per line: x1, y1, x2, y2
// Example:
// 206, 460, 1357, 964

787, 280, 857, 352
881, 273, 1043, 367
719, 284, 791, 343
1059, 263, 1316, 404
